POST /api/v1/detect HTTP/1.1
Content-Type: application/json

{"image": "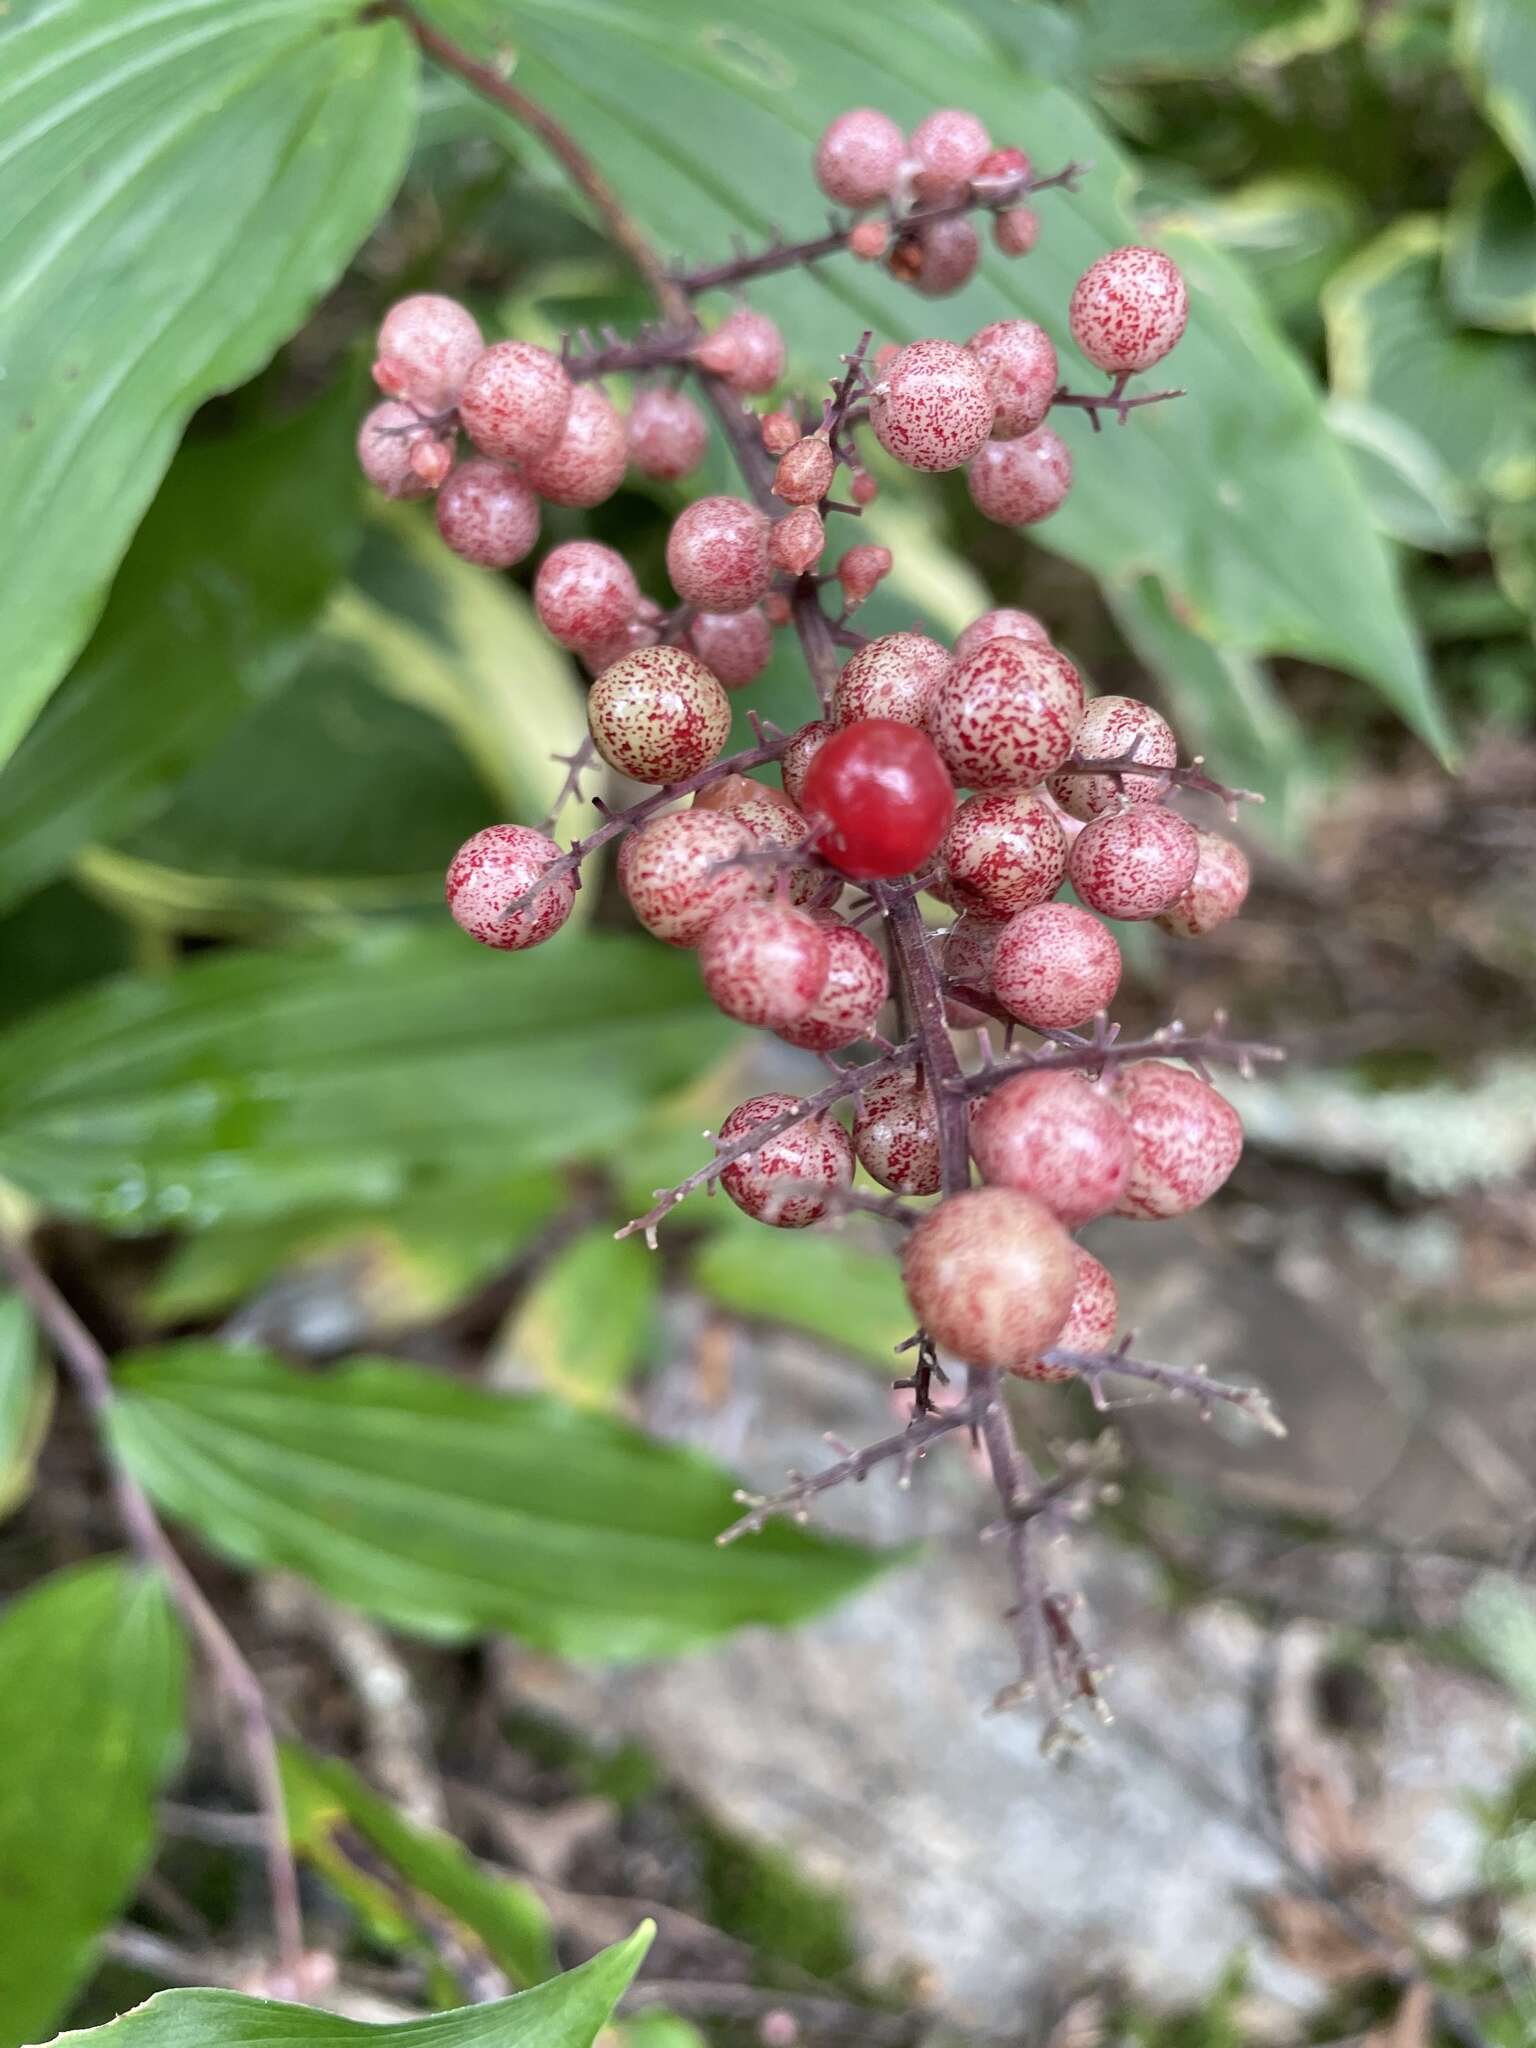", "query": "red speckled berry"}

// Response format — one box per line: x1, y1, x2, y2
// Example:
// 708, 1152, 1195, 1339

666, 495, 772, 613
358, 402, 435, 501
815, 107, 906, 207
908, 108, 991, 198
627, 387, 709, 481
762, 411, 799, 454
968, 319, 1059, 439
1048, 695, 1177, 820
587, 645, 732, 784
520, 382, 627, 508
1013, 1246, 1117, 1382
781, 720, 834, 808
719, 1094, 854, 1228
534, 540, 639, 651
1069, 245, 1189, 376
436, 460, 540, 568
836, 544, 893, 610
870, 339, 994, 473
699, 902, 830, 1028
726, 786, 823, 907
911, 217, 981, 297
940, 789, 1067, 917
1156, 830, 1251, 937
992, 901, 1122, 1029
802, 718, 956, 880
994, 207, 1040, 257
778, 923, 890, 1051
445, 823, 575, 950
928, 637, 1084, 793
953, 607, 1051, 662
833, 631, 950, 729
374, 294, 483, 414
853, 1071, 943, 1194
971, 1071, 1130, 1226
769, 504, 826, 575
1070, 804, 1199, 921
619, 809, 761, 947
458, 341, 571, 464
902, 1188, 1076, 1369
688, 607, 773, 689
1111, 1061, 1242, 1219
967, 426, 1073, 525
773, 436, 836, 505
575, 616, 658, 675
942, 912, 1007, 1027
694, 307, 785, 395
